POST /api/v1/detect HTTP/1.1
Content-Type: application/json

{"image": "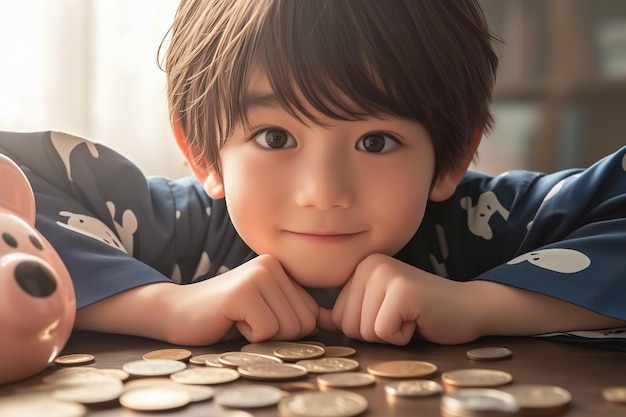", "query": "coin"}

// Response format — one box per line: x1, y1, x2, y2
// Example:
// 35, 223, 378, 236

273, 343, 326, 361
240, 341, 295, 356
189, 353, 222, 366
43, 369, 120, 385
122, 359, 187, 376
441, 388, 519, 415
143, 348, 192, 361
214, 384, 284, 408
279, 381, 319, 394
54, 353, 95, 366
441, 368, 513, 390
501, 384, 571, 414
317, 372, 376, 389
466, 347, 513, 361
170, 366, 240, 384
52, 378, 124, 404
278, 390, 368, 417
384, 379, 443, 397
366, 360, 437, 378
296, 357, 360, 373
238, 362, 308, 381
603, 386, 626, 403
324, 346, 357, 357
96, 368, 130, 381
119, 386, 191, 411
218, 351, 283, 367
124, 378, 216, 403
0, 393, 87, 417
